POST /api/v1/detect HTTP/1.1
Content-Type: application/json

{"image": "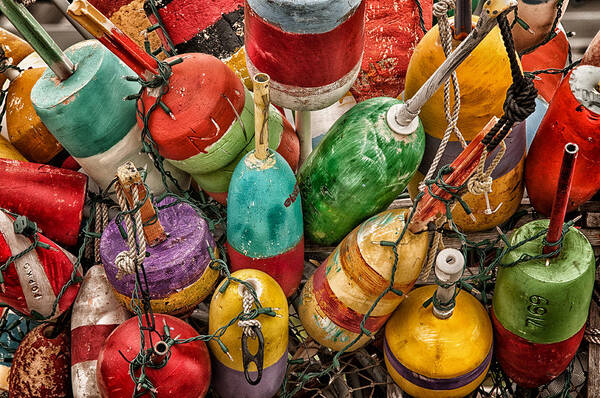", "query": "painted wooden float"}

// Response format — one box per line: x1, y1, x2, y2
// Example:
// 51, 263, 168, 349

511, 0, 569, 53
525, 65, 600, 216
0, 27, 33, 87
0, 309, 36, 392
100, 163, 219, 315
0, 158, 87, 247
405, 15, 523, 232
299, 209, 429, 351
209, 269, 288, 398
0, 136, 26, 161
308, 93, 357, 148
227, 74, 303, 297
9, 323, 70, 398
96, 314, 211, 397
582, 30, 600, 67
350, 0, 433, 102
70, 265, 129, 398
144, 0, 250, 89
384, 249, 493, 397
0, 209, 81, 319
